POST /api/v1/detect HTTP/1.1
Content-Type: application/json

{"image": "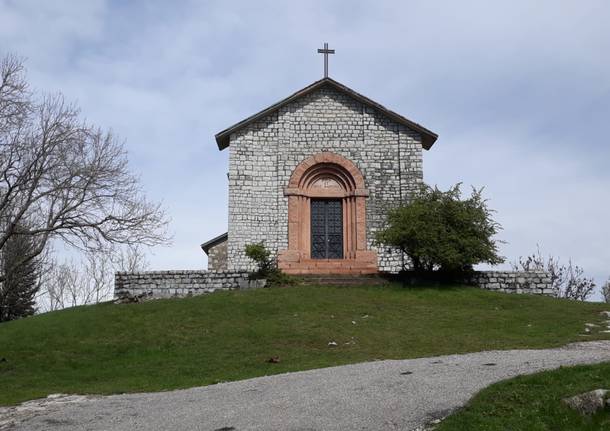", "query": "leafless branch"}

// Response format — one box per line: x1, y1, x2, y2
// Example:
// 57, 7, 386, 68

0, 54, 170, 285
602, 278, 610, 303
512, 245, 596, 301
38, 244, 150, 312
